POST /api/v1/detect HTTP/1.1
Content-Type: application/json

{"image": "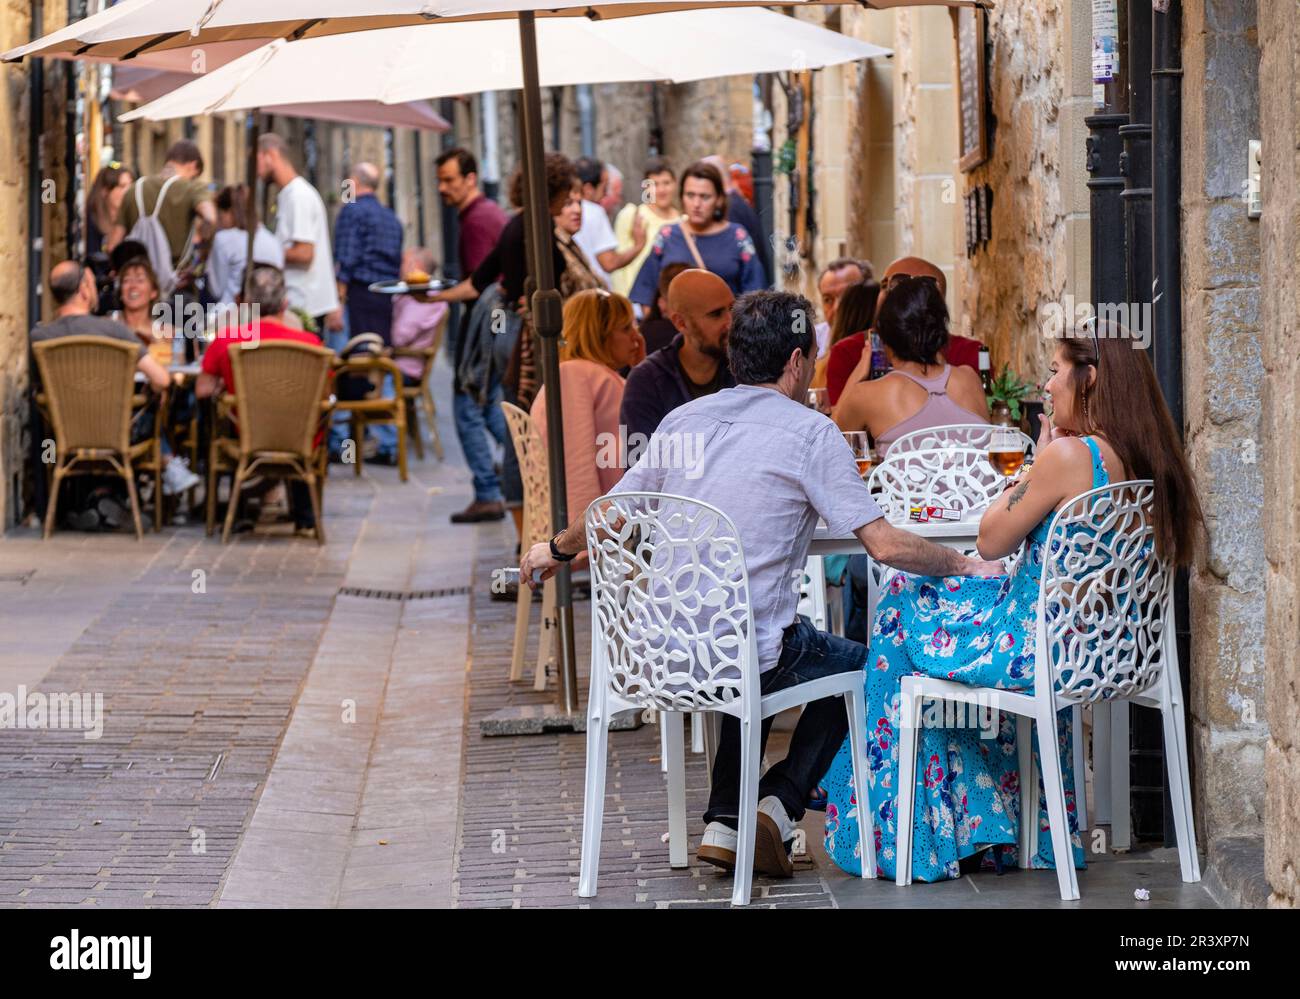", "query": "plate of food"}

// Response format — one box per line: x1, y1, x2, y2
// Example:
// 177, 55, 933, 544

368, 271, 452, 295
